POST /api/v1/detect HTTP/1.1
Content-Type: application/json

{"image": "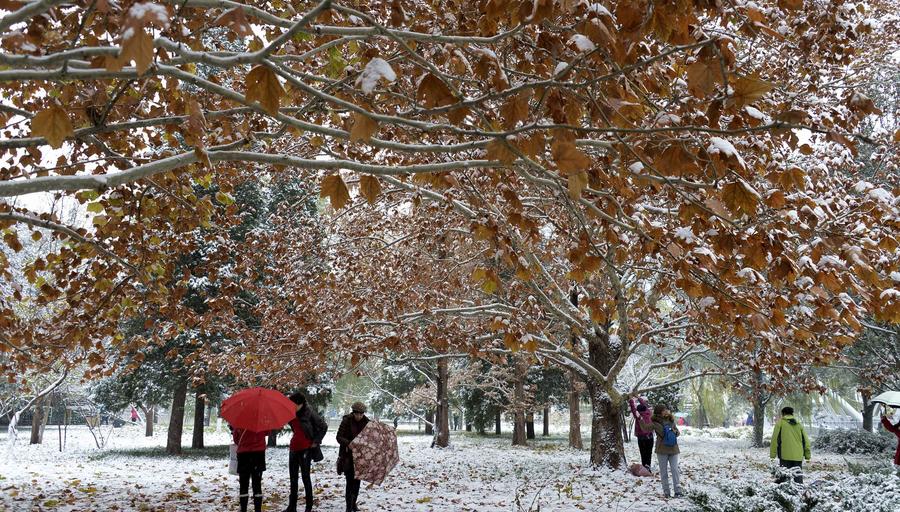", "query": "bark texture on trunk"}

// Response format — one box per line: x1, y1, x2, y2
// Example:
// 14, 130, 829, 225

142, 405, 154, 437
30, 395, 44, 445
192, 391, 205, 449
543, 406, 550, 437
752, 394, 765, 448
512, 369, 527, 446
435, 357, 450, 447
526, 411, 535, 439
424, 410, 434, 436
494, 410, 501, 435
587, 383, 625, 467
166, 376, 188, 455
862, 394, 875, 433
568, 370, 583, 449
